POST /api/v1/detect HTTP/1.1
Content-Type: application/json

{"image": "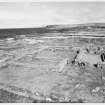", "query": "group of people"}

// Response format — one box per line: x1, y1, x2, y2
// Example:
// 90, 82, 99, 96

72, 44, 105, 68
